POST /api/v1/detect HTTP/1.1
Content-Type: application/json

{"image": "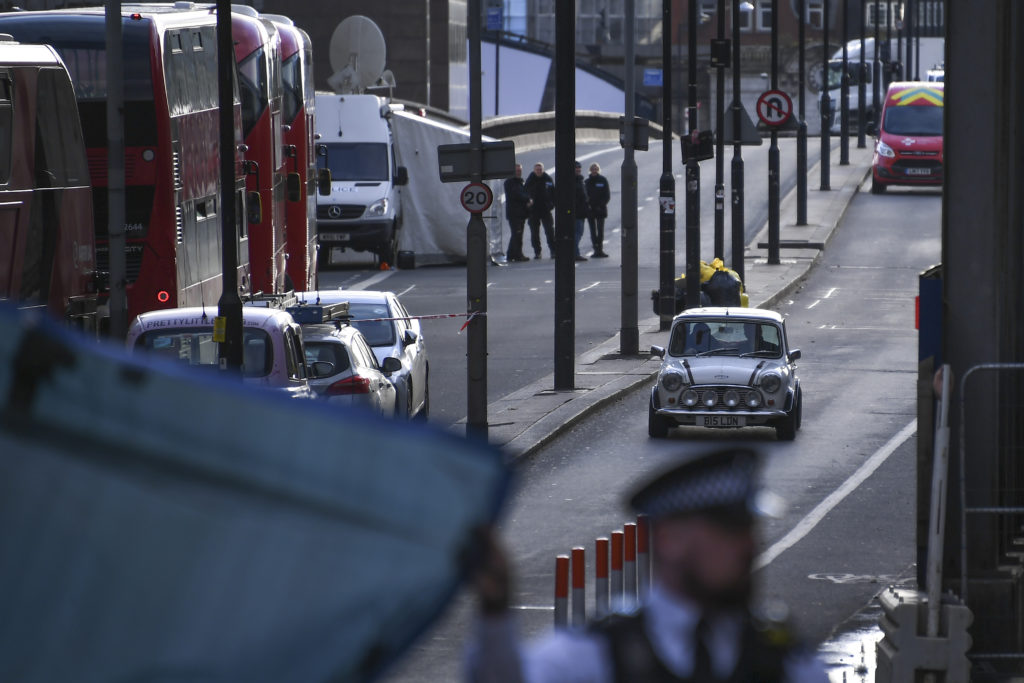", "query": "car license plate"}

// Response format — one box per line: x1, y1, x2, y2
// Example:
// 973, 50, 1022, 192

699, 415, 744, 427
905, 167, 932, 176
321, 232, 350, 242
